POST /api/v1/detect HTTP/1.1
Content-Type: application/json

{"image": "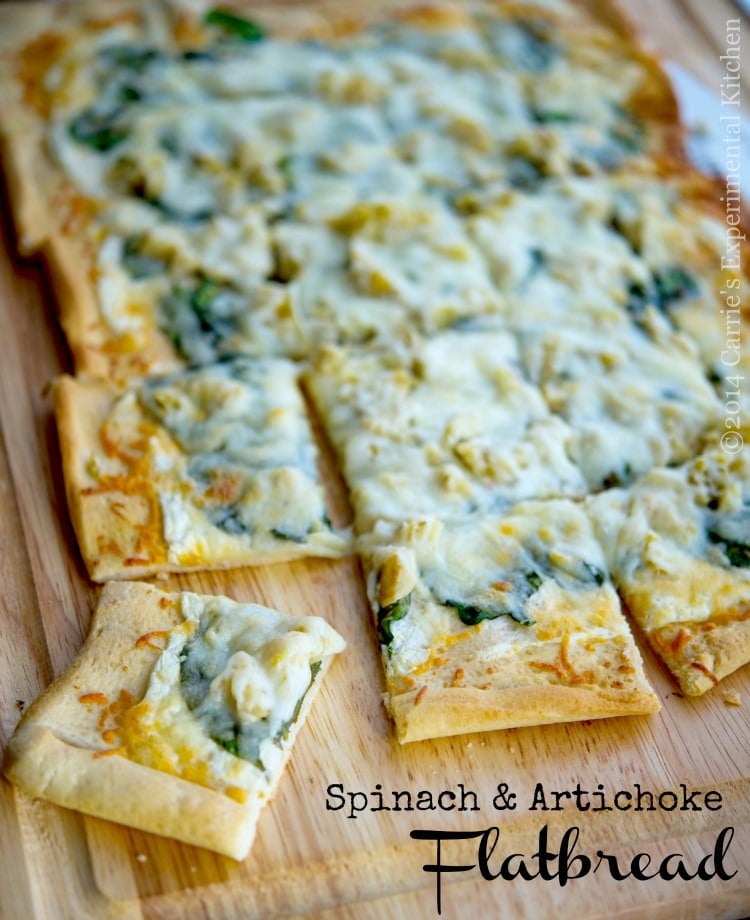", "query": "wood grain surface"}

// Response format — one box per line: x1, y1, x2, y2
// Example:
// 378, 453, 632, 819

1, 1, 750, 918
